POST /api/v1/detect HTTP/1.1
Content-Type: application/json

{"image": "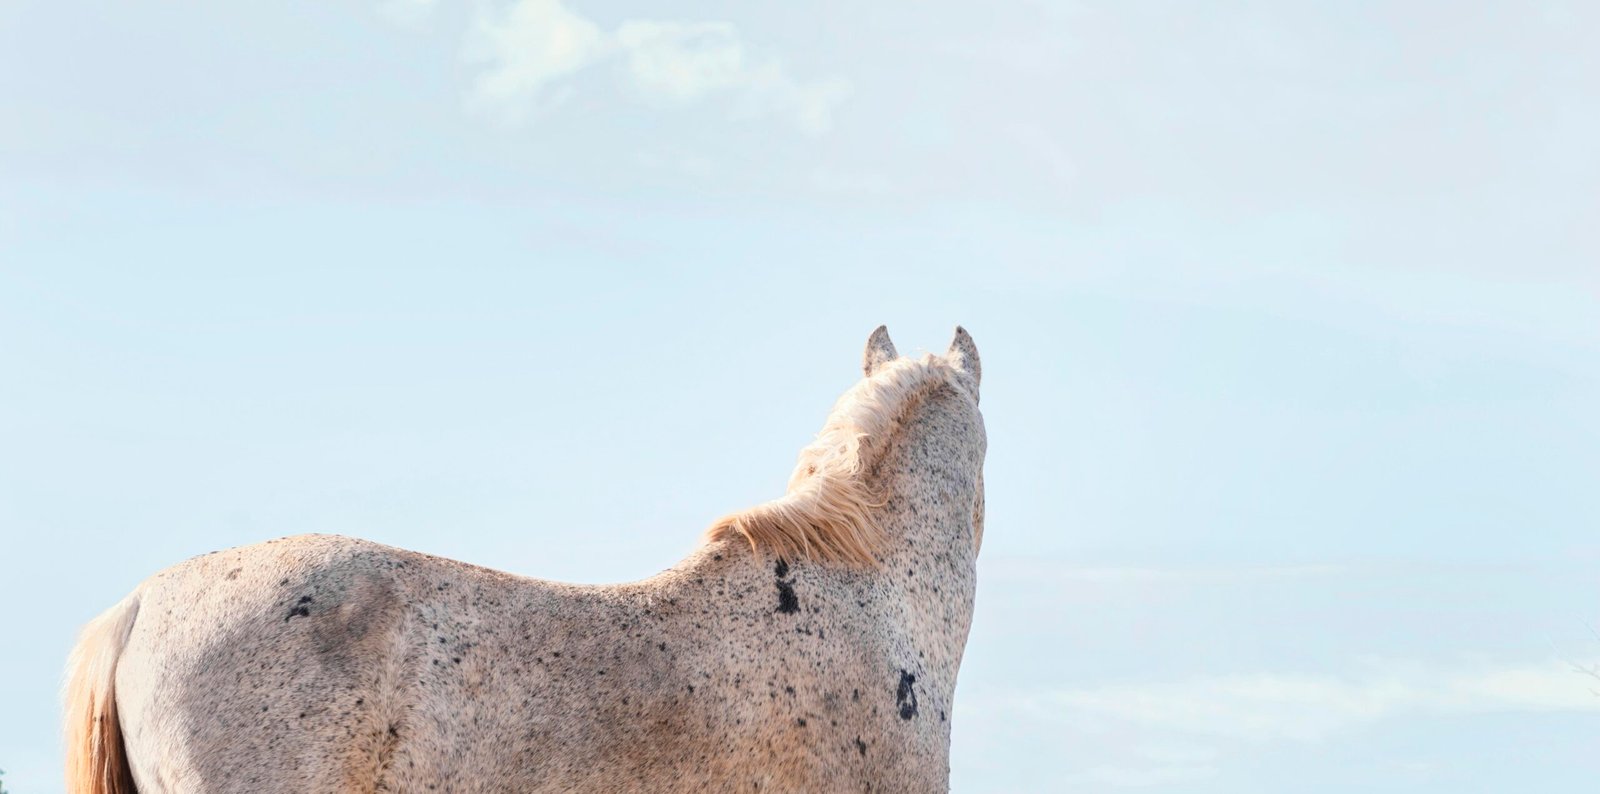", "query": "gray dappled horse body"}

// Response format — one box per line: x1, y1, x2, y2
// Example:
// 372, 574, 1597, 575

65, 327, 987, 793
